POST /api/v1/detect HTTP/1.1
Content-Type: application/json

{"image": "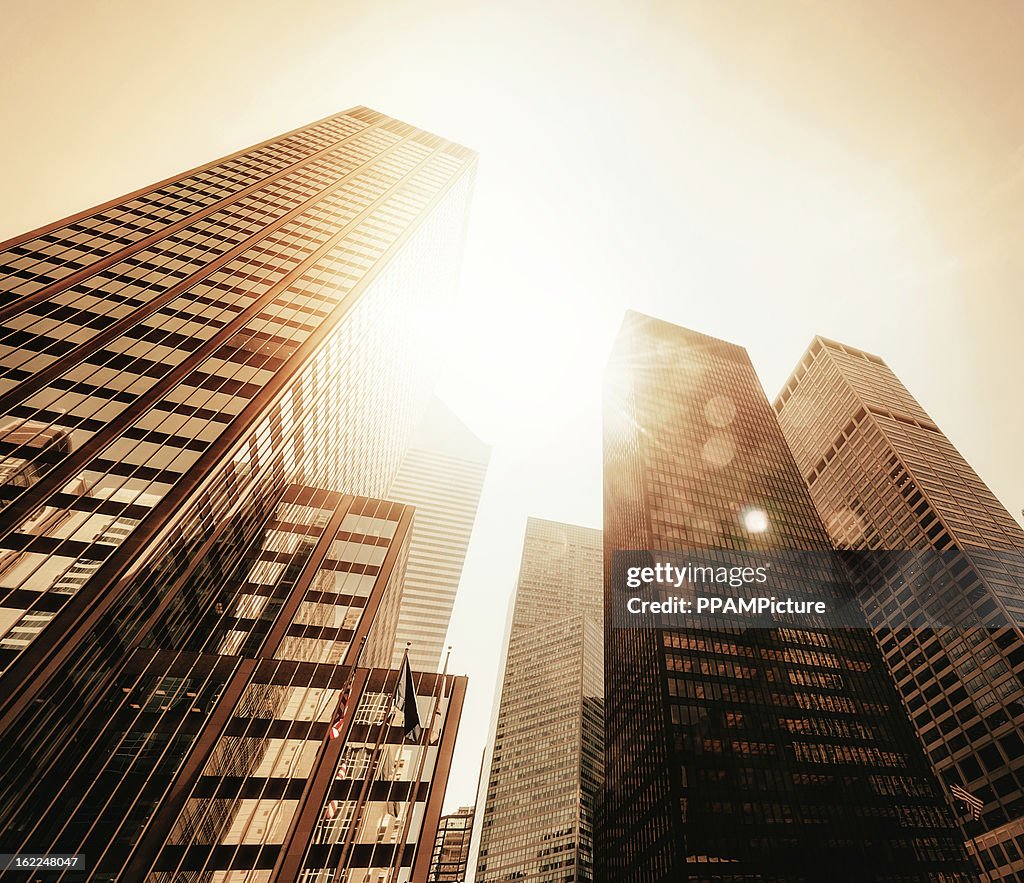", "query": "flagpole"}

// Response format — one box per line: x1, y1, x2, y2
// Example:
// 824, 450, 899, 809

350, 640, 416, 880
388, 645, 452, 880
332, 661, 393, 878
